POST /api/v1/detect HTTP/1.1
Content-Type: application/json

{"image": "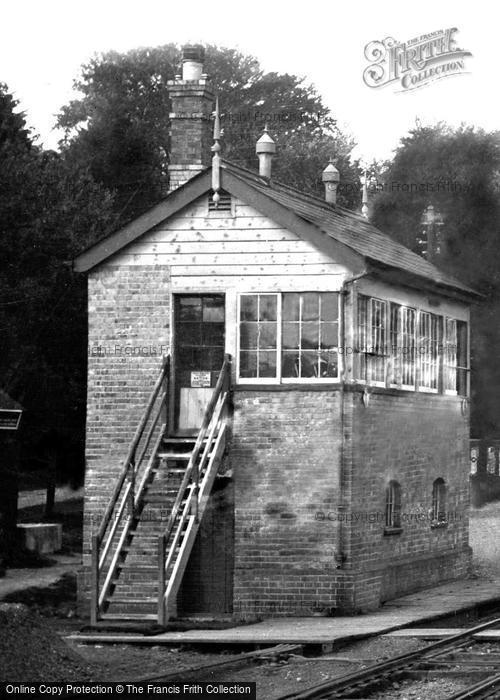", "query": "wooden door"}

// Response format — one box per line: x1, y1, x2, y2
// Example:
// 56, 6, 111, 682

177, 480, 234, 615
174, 294, 225, 434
